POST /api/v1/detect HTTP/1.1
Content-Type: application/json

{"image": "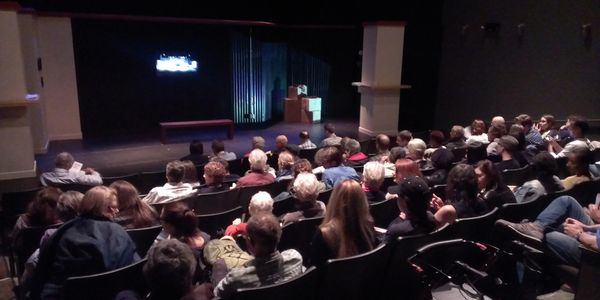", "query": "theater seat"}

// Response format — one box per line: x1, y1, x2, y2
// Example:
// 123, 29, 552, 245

231, 266, 318, 300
